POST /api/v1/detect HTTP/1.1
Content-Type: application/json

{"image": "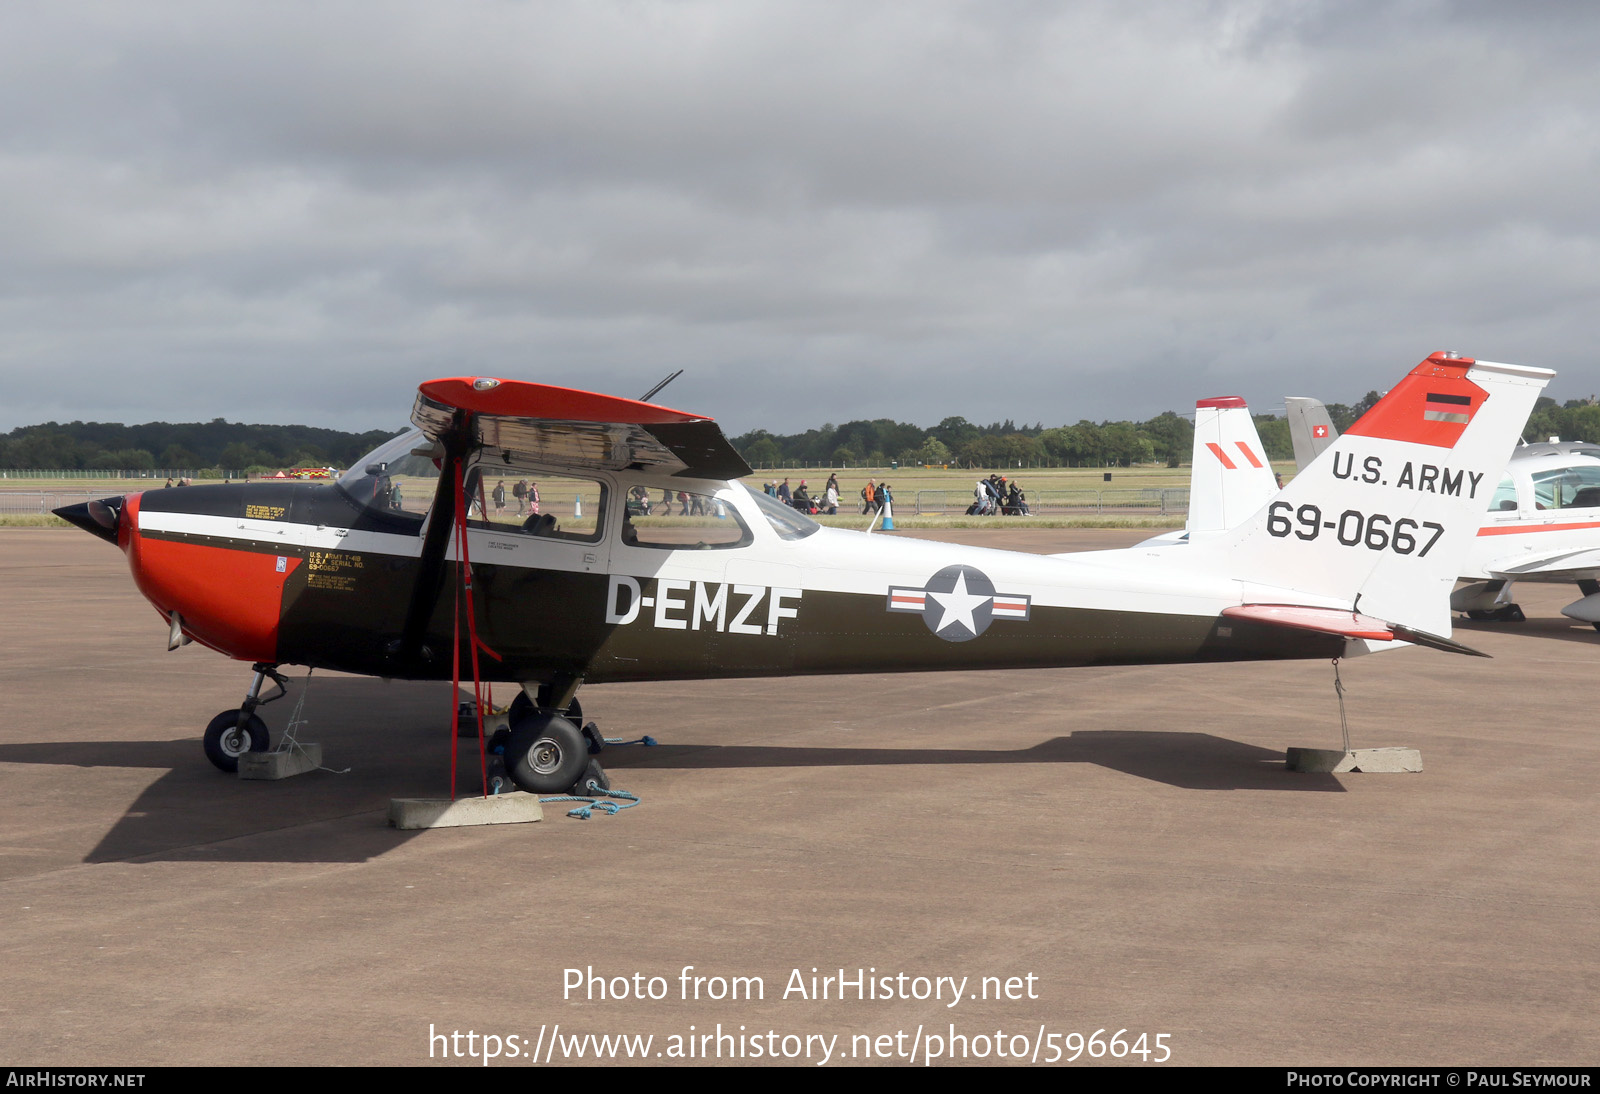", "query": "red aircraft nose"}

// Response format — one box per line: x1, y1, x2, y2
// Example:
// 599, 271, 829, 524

61, 489, 290, 662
